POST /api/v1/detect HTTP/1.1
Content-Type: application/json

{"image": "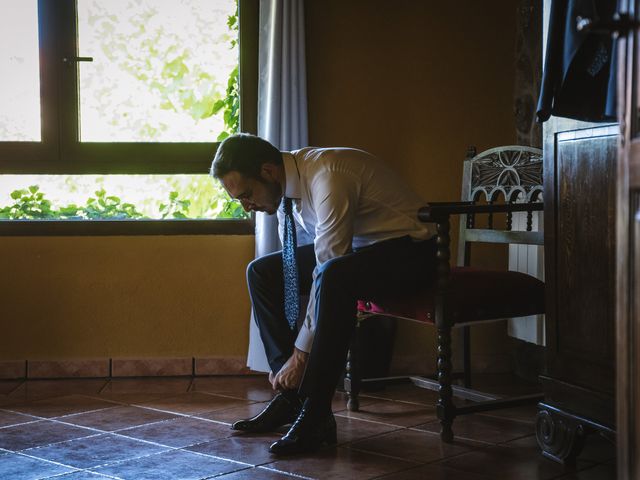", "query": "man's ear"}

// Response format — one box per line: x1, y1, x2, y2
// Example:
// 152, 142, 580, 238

260, 162, 278, 181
